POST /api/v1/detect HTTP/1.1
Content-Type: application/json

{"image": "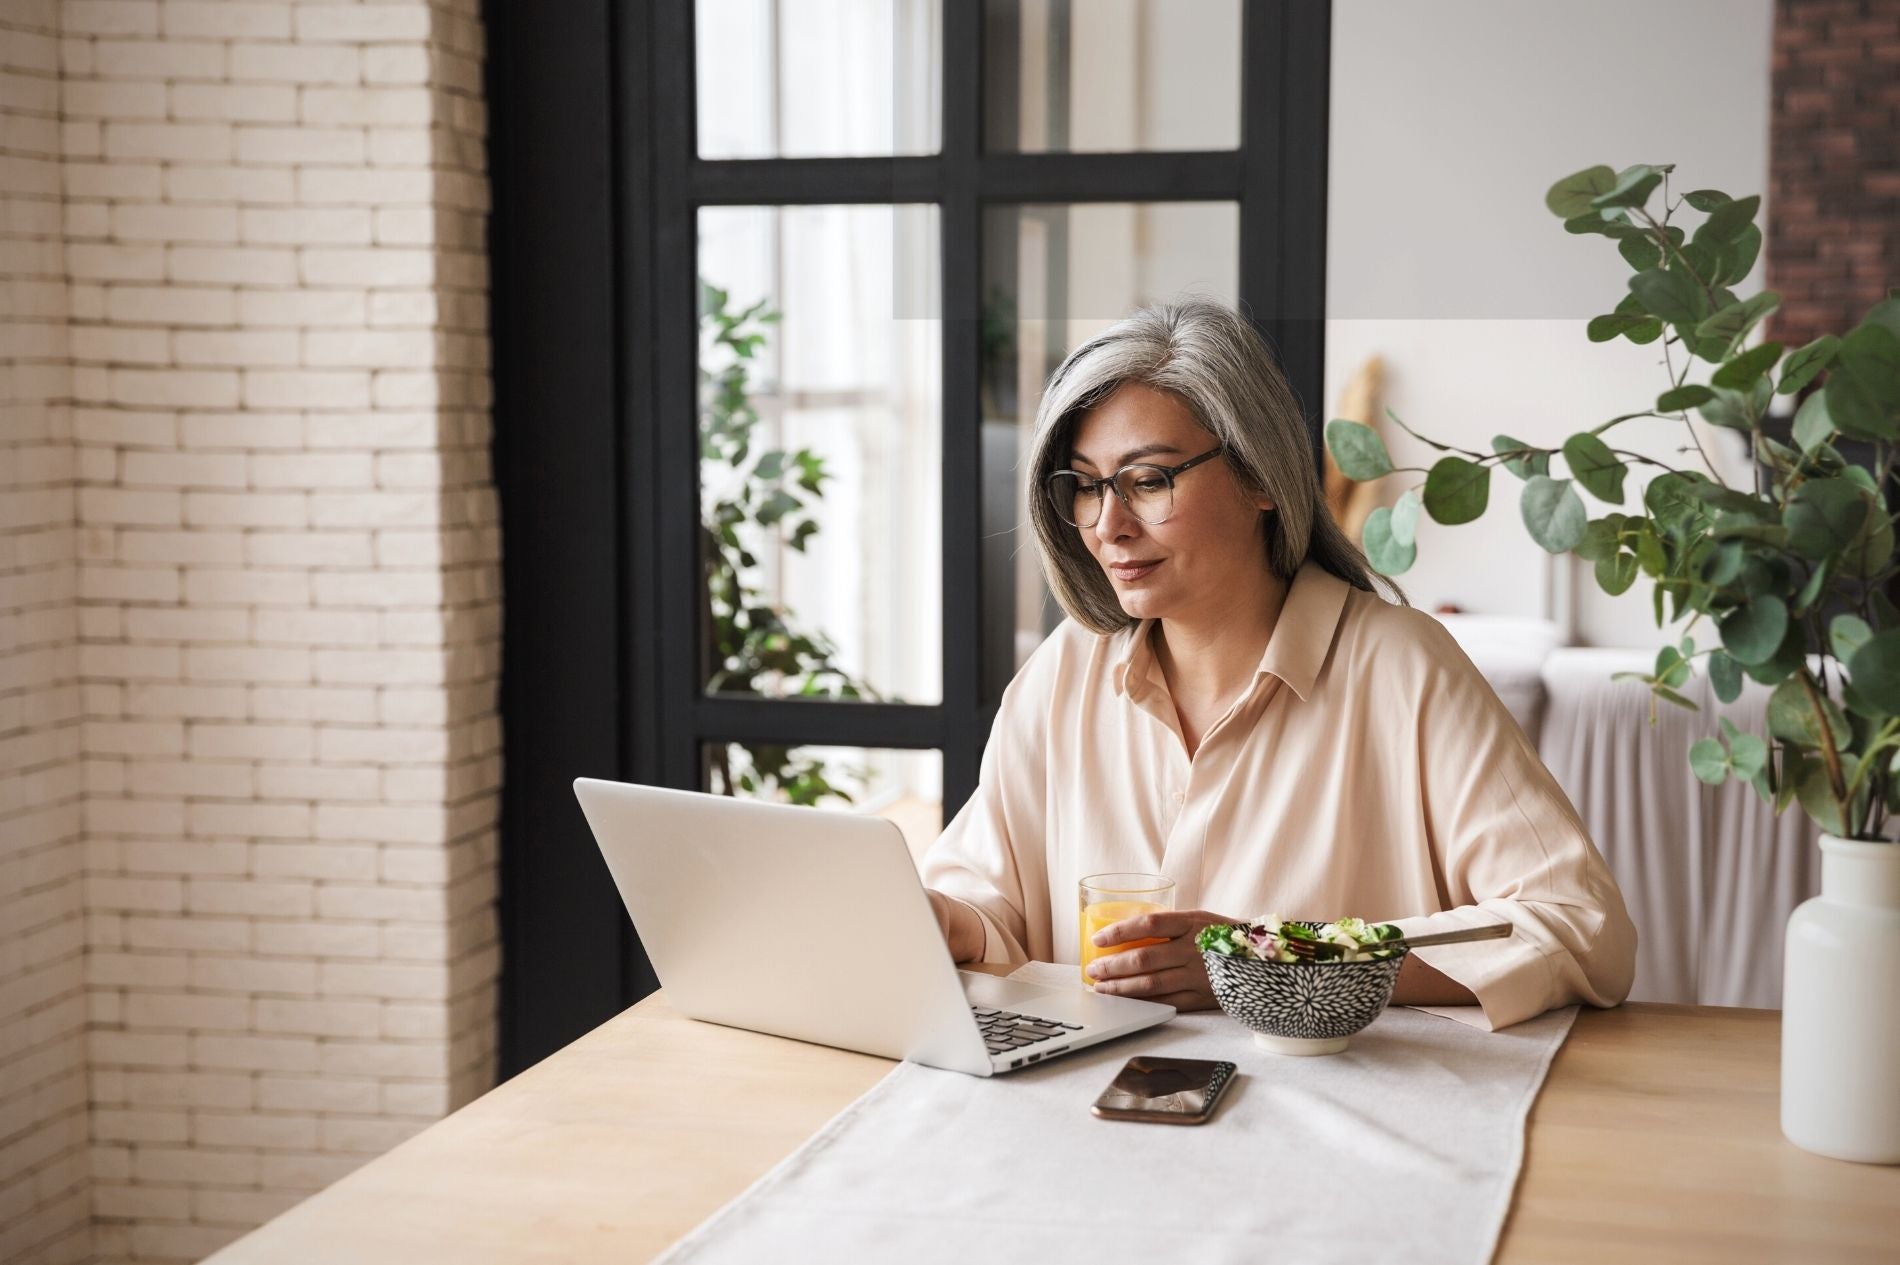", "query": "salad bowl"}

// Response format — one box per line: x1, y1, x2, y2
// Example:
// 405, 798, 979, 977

1201, 919, 1409, 1056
